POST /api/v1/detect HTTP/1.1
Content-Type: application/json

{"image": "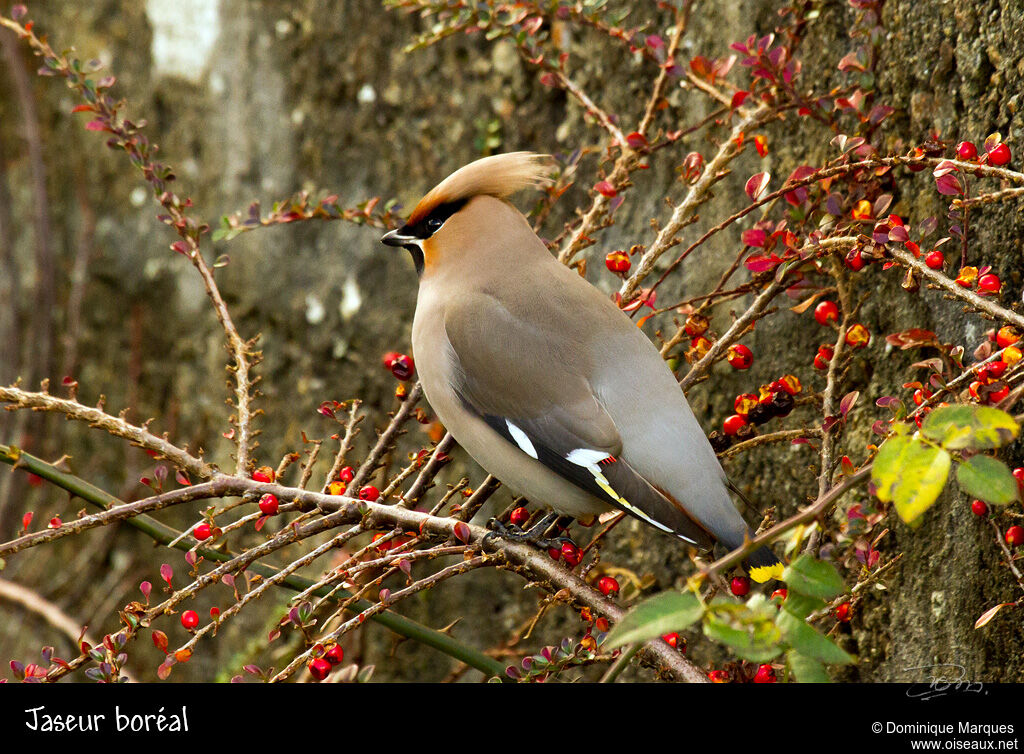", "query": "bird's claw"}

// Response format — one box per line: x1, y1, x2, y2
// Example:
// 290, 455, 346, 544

484, 513, 573, 550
